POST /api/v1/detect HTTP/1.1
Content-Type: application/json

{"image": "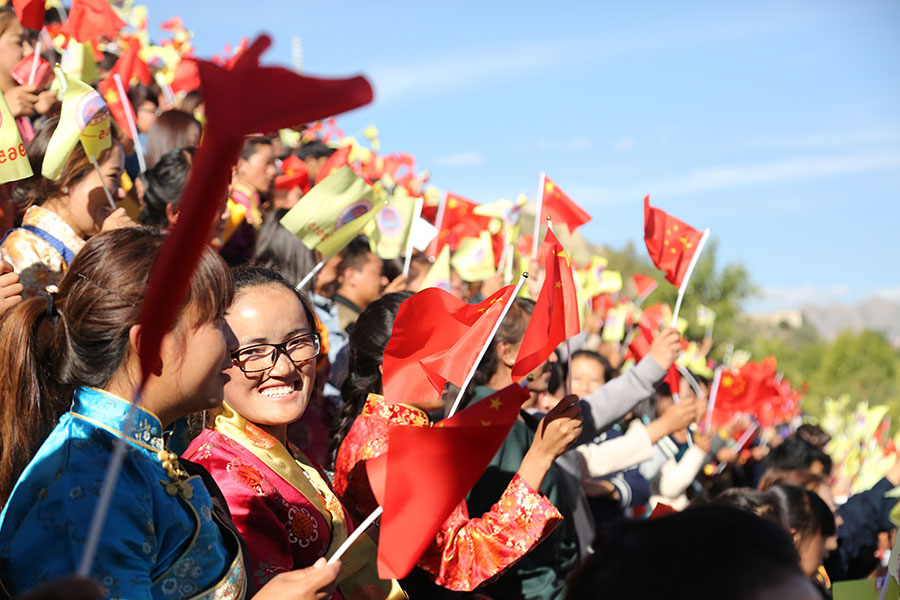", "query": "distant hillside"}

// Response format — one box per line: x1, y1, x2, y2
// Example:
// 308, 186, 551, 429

800, 297, 900, 344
